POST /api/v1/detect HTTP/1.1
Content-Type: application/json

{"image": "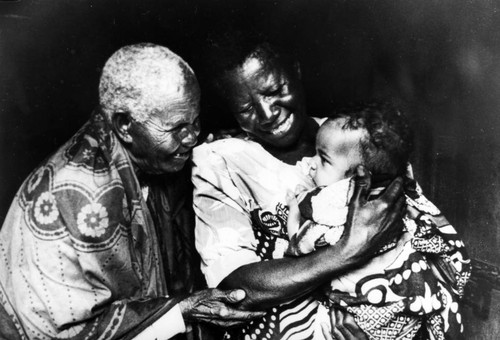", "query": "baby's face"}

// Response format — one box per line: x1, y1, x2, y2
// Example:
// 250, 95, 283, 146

310, 119, 365, 186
